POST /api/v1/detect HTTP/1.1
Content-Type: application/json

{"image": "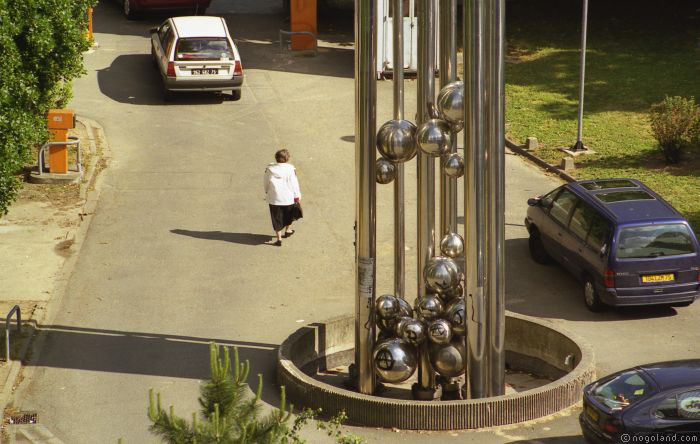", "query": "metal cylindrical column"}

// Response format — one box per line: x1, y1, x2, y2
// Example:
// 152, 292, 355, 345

417, 0, 437, 396
354, 0, 377, 395
439, 0, 458, 237
464, 0, 488, 399
485, 0, 506, 397
393, 0, 405, 300
574, 0, 589, 150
